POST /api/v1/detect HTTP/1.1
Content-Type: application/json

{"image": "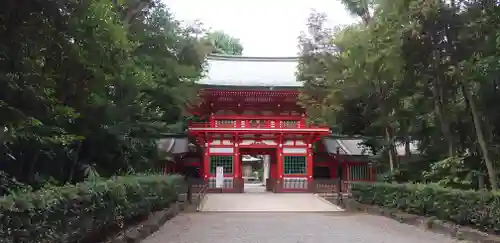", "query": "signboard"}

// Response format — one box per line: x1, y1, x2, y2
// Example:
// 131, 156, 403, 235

215, 166, 224, 188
